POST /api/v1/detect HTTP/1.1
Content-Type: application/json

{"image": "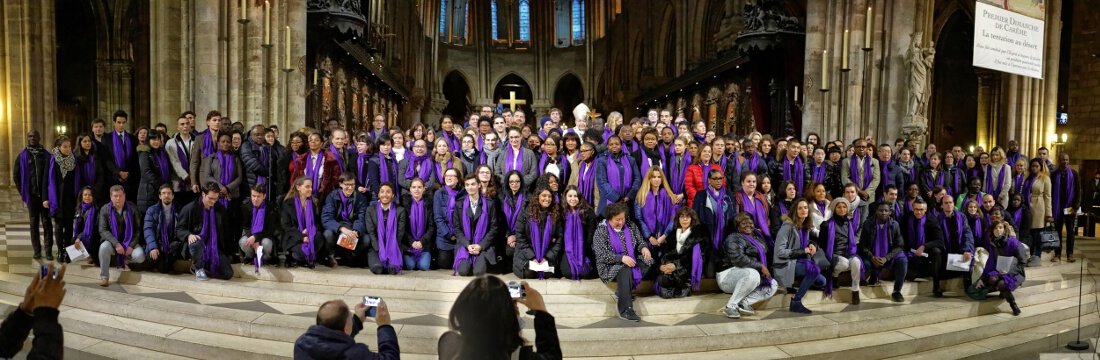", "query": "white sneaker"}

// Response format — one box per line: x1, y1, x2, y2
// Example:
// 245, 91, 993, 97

196, 269, 209, 281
